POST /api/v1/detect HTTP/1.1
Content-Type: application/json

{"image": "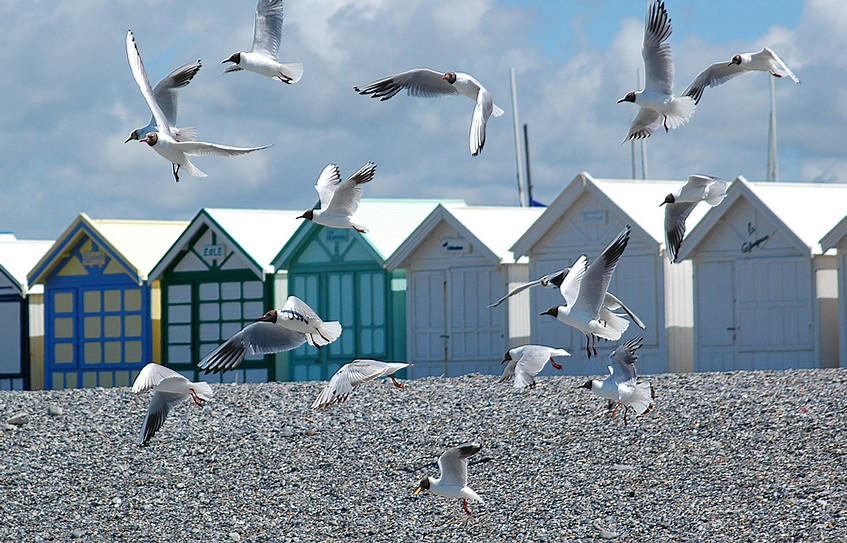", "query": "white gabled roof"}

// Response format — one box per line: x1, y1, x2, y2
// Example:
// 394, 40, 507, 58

447, 206, 545, 263
205, 208, 303, 272
679, 177, 847, 259
0, 237, 53, 295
